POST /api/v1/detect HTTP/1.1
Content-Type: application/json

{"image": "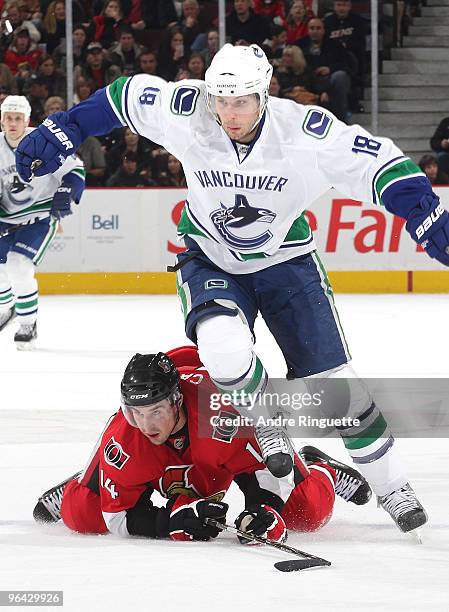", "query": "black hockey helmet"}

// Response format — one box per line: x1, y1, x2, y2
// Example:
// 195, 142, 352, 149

121, 352, 180, 407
